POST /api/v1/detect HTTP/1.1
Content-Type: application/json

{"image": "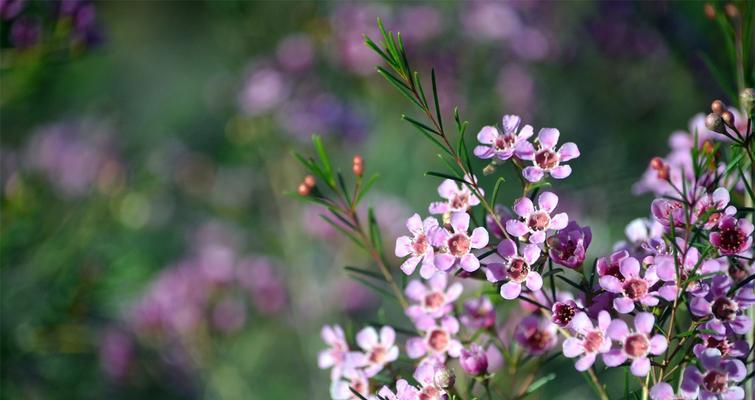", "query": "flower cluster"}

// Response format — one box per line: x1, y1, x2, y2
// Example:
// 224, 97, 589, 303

307, 21, 754, 400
